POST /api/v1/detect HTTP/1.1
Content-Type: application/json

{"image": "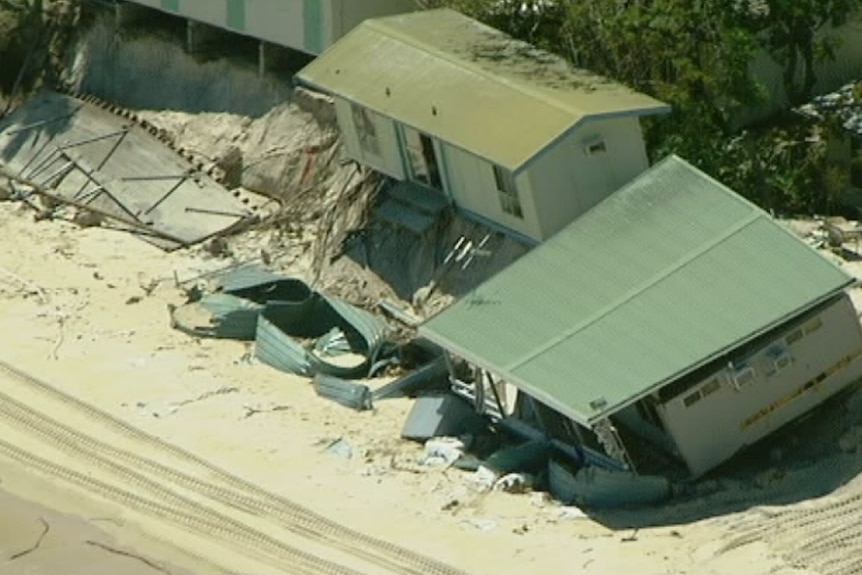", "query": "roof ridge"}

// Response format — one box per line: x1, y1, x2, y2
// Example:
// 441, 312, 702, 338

364, 13, 591, 121
504, 209, 765, 374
